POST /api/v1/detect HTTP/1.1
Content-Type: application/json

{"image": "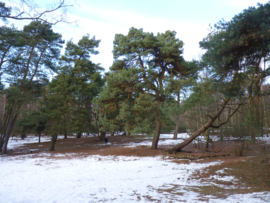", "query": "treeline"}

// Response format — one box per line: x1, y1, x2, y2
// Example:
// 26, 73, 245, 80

1, 2, 270, 154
